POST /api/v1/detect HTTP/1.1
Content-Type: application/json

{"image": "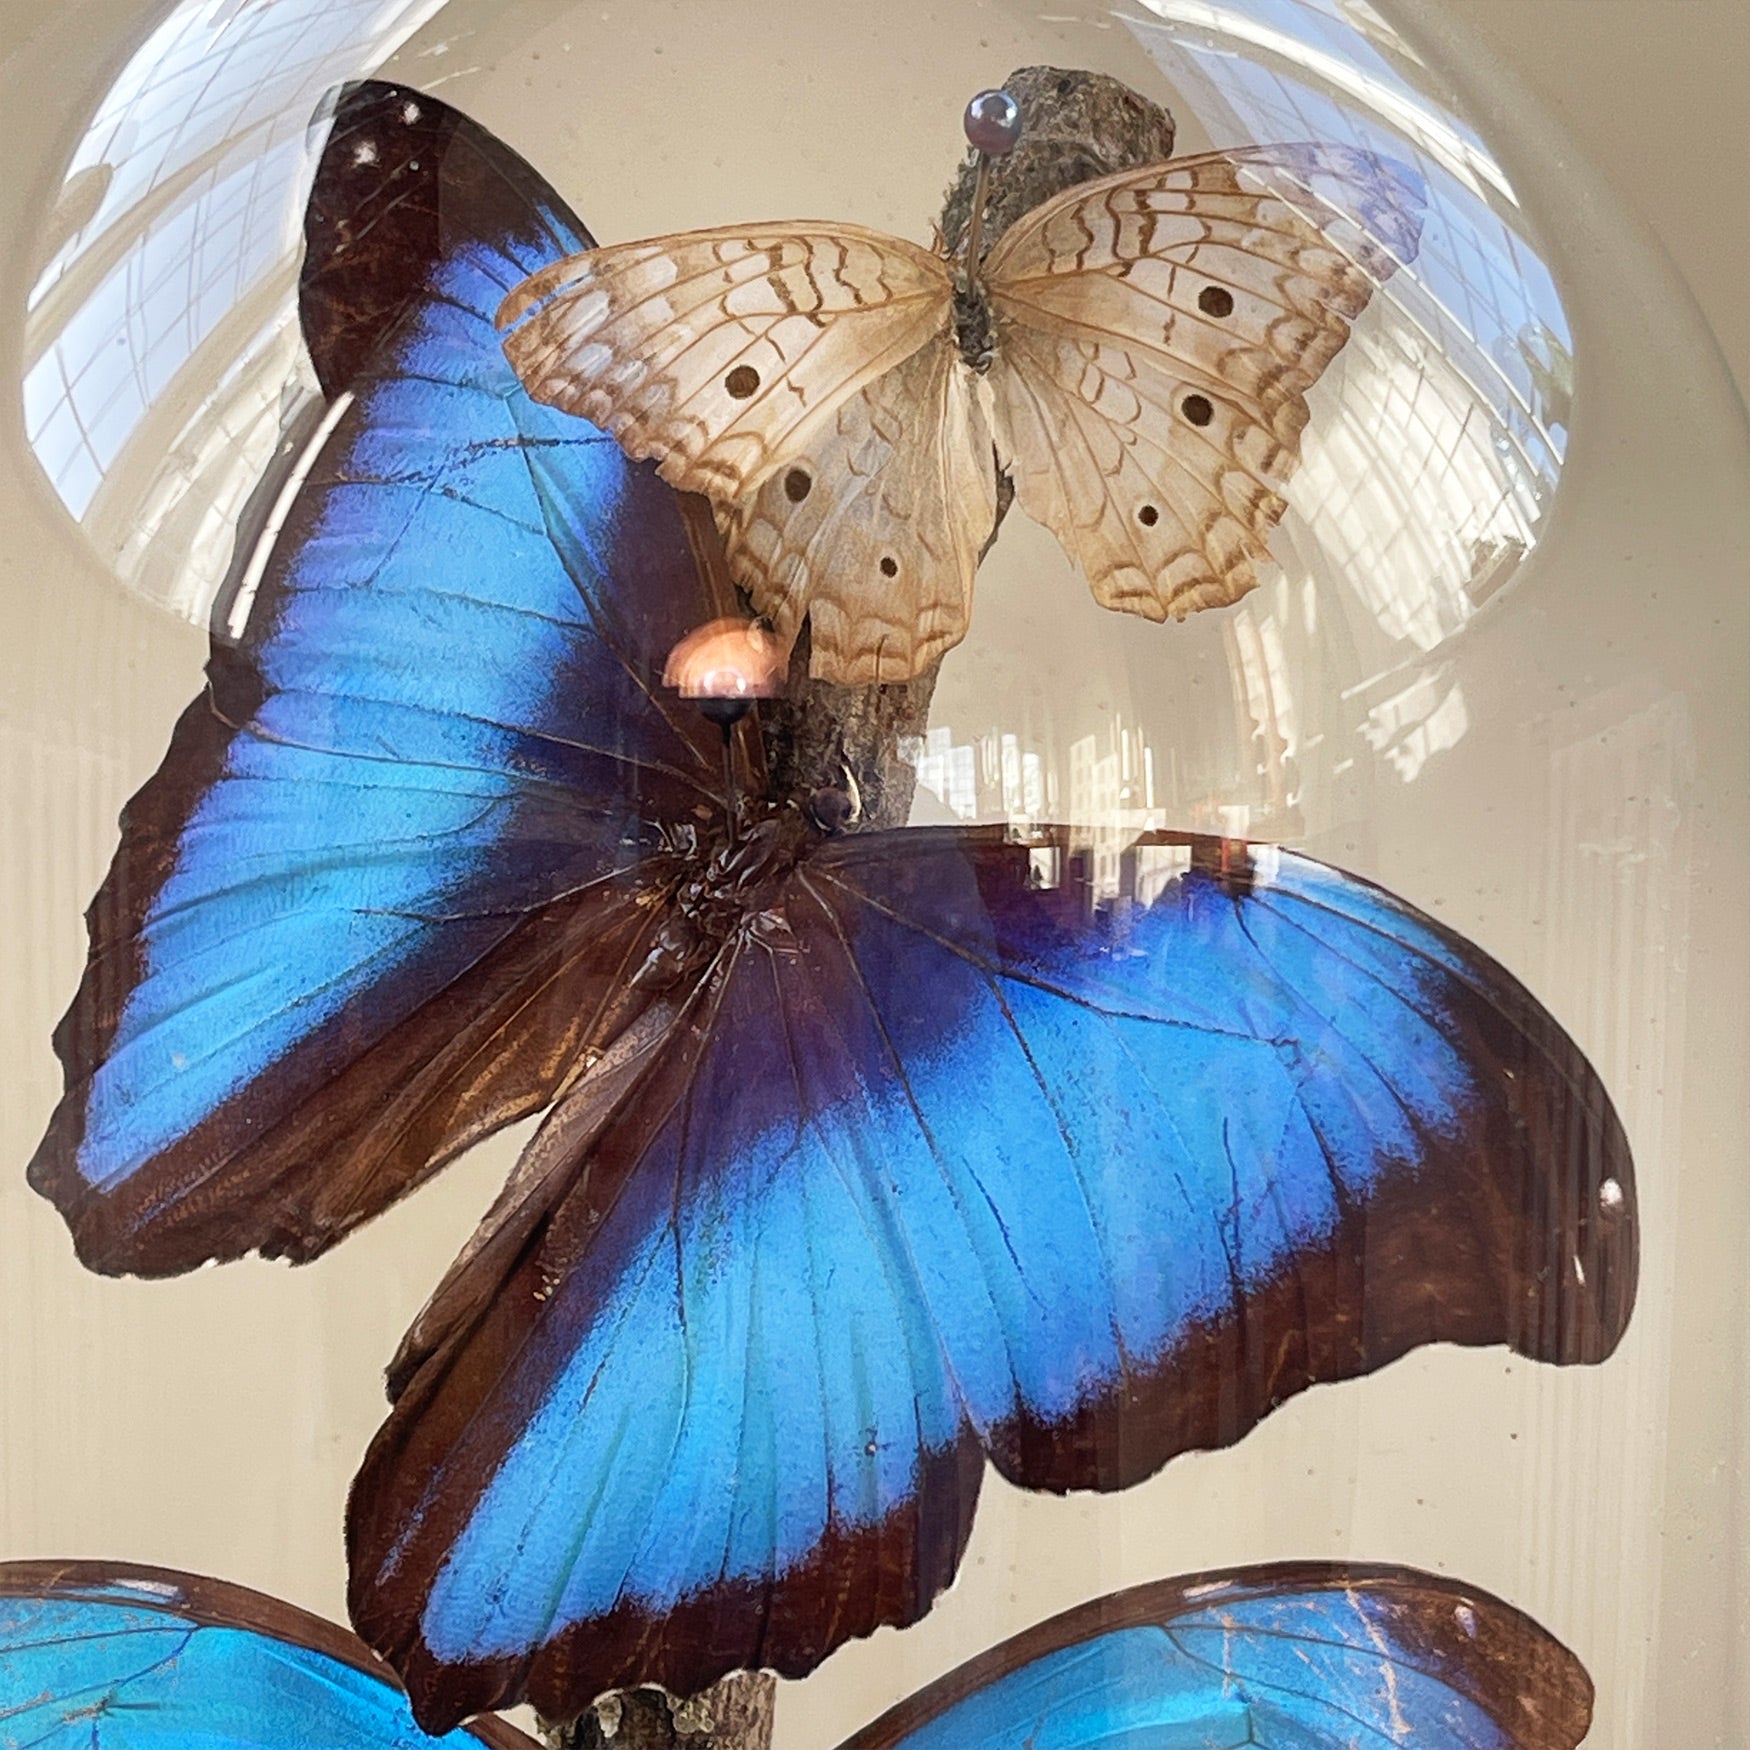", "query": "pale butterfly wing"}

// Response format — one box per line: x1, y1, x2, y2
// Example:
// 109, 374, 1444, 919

985, 143, 1425, 618
495, 144, 1424, 678
498, 224, 954, 500
990, 324, 1286, 619
717, 337, 997, 684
